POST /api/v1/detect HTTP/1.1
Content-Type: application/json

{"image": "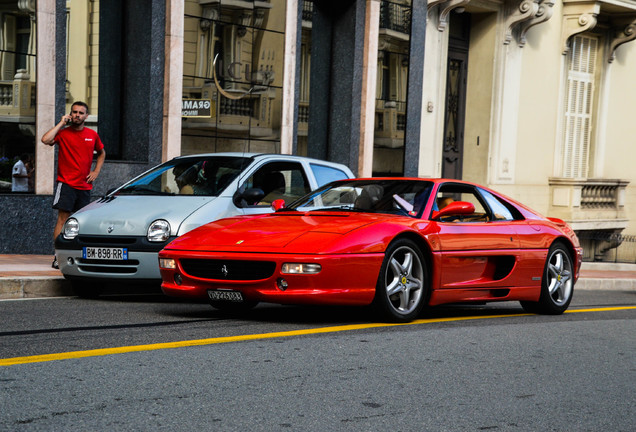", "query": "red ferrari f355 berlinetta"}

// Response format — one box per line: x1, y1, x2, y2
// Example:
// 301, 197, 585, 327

159, 178, 582, 322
